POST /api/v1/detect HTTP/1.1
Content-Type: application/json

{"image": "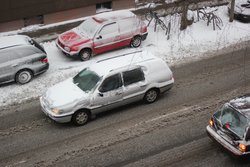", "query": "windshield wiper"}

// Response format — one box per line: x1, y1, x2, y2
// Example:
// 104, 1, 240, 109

221, 127, 241, 140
